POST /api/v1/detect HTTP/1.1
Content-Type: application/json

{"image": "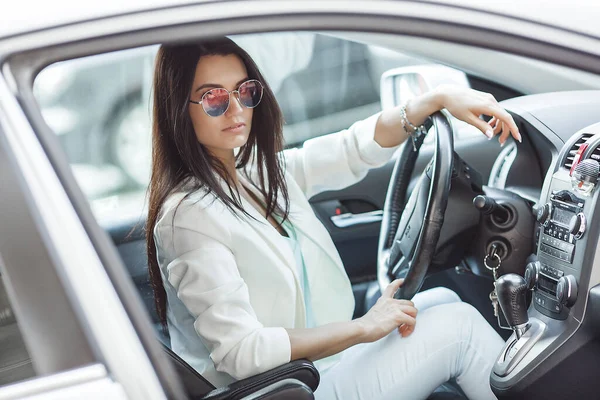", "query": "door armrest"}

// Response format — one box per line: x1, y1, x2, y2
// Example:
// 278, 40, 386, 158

201, 359, 319, 400
234, 378, 313, 400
